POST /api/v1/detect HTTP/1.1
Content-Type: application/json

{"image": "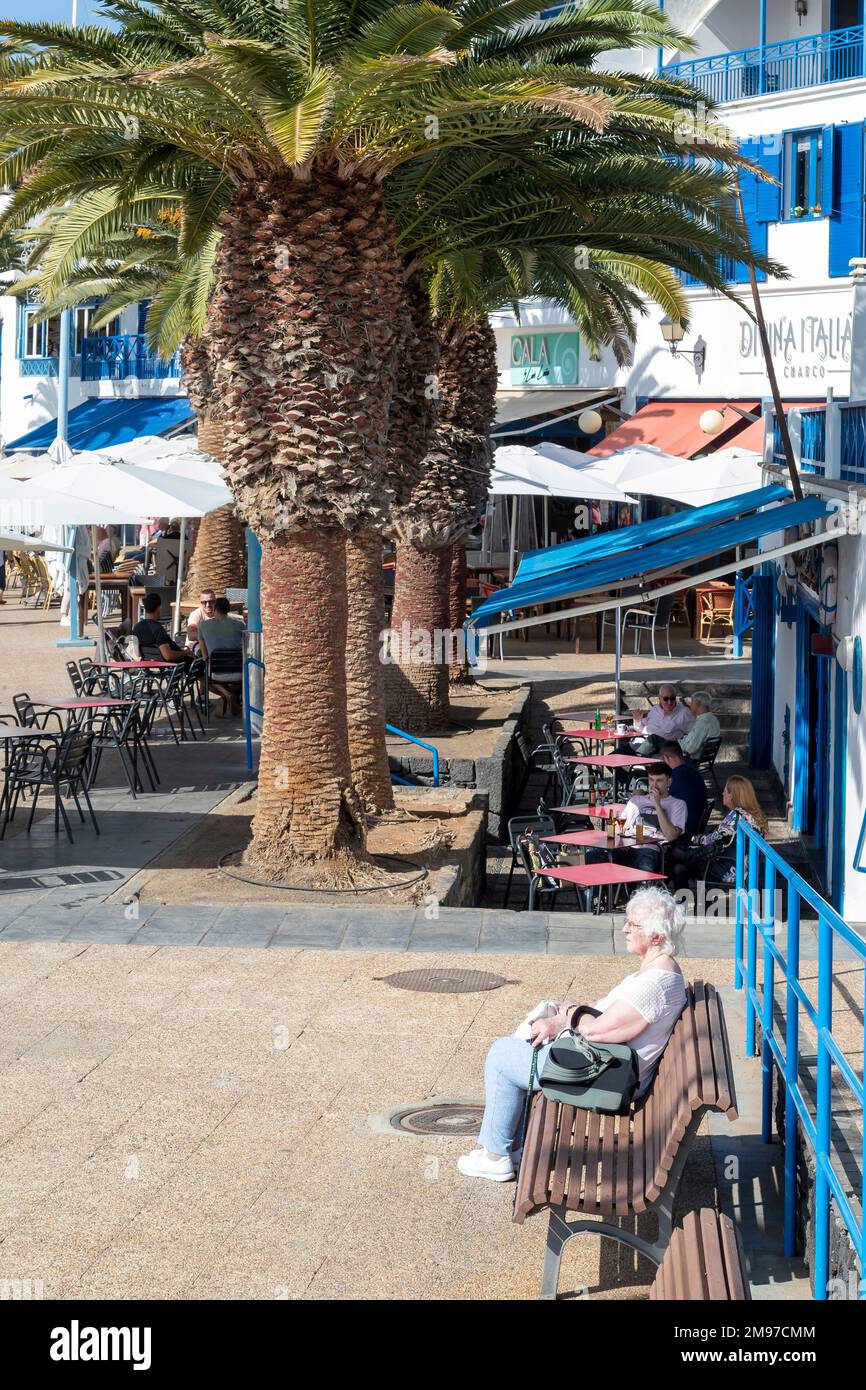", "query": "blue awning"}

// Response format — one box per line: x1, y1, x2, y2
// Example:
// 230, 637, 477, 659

515, 484, 790, 584
468, 493, 834, 629
7, 397, 194, 451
